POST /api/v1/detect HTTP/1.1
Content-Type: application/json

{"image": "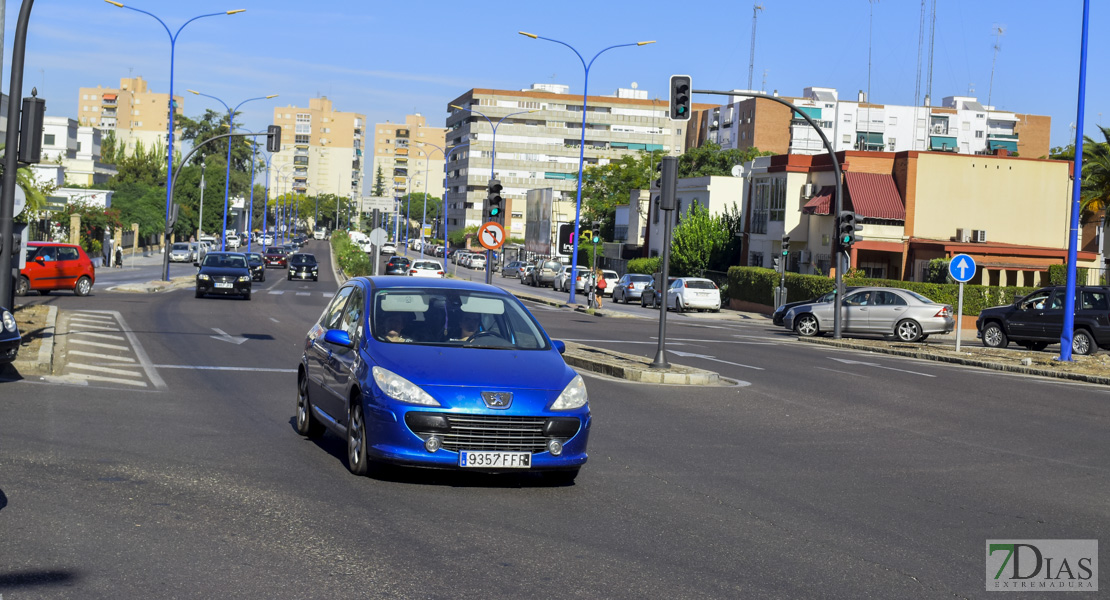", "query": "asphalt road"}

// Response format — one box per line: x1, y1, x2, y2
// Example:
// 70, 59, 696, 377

2, 240, 1106, 598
